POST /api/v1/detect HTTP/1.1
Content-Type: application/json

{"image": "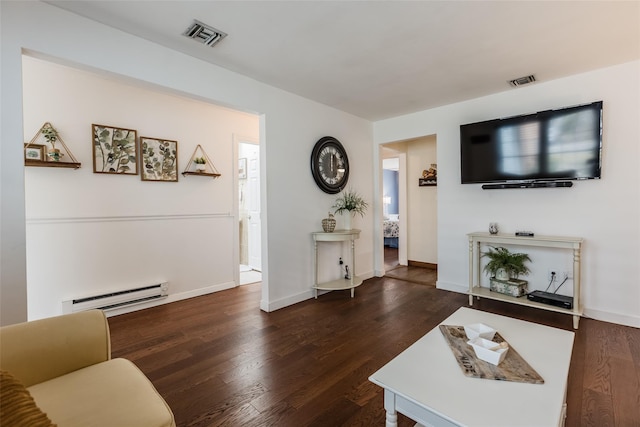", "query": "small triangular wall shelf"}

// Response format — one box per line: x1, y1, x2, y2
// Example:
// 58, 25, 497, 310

24, 122, 81, 169
182, 144, 221, 178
